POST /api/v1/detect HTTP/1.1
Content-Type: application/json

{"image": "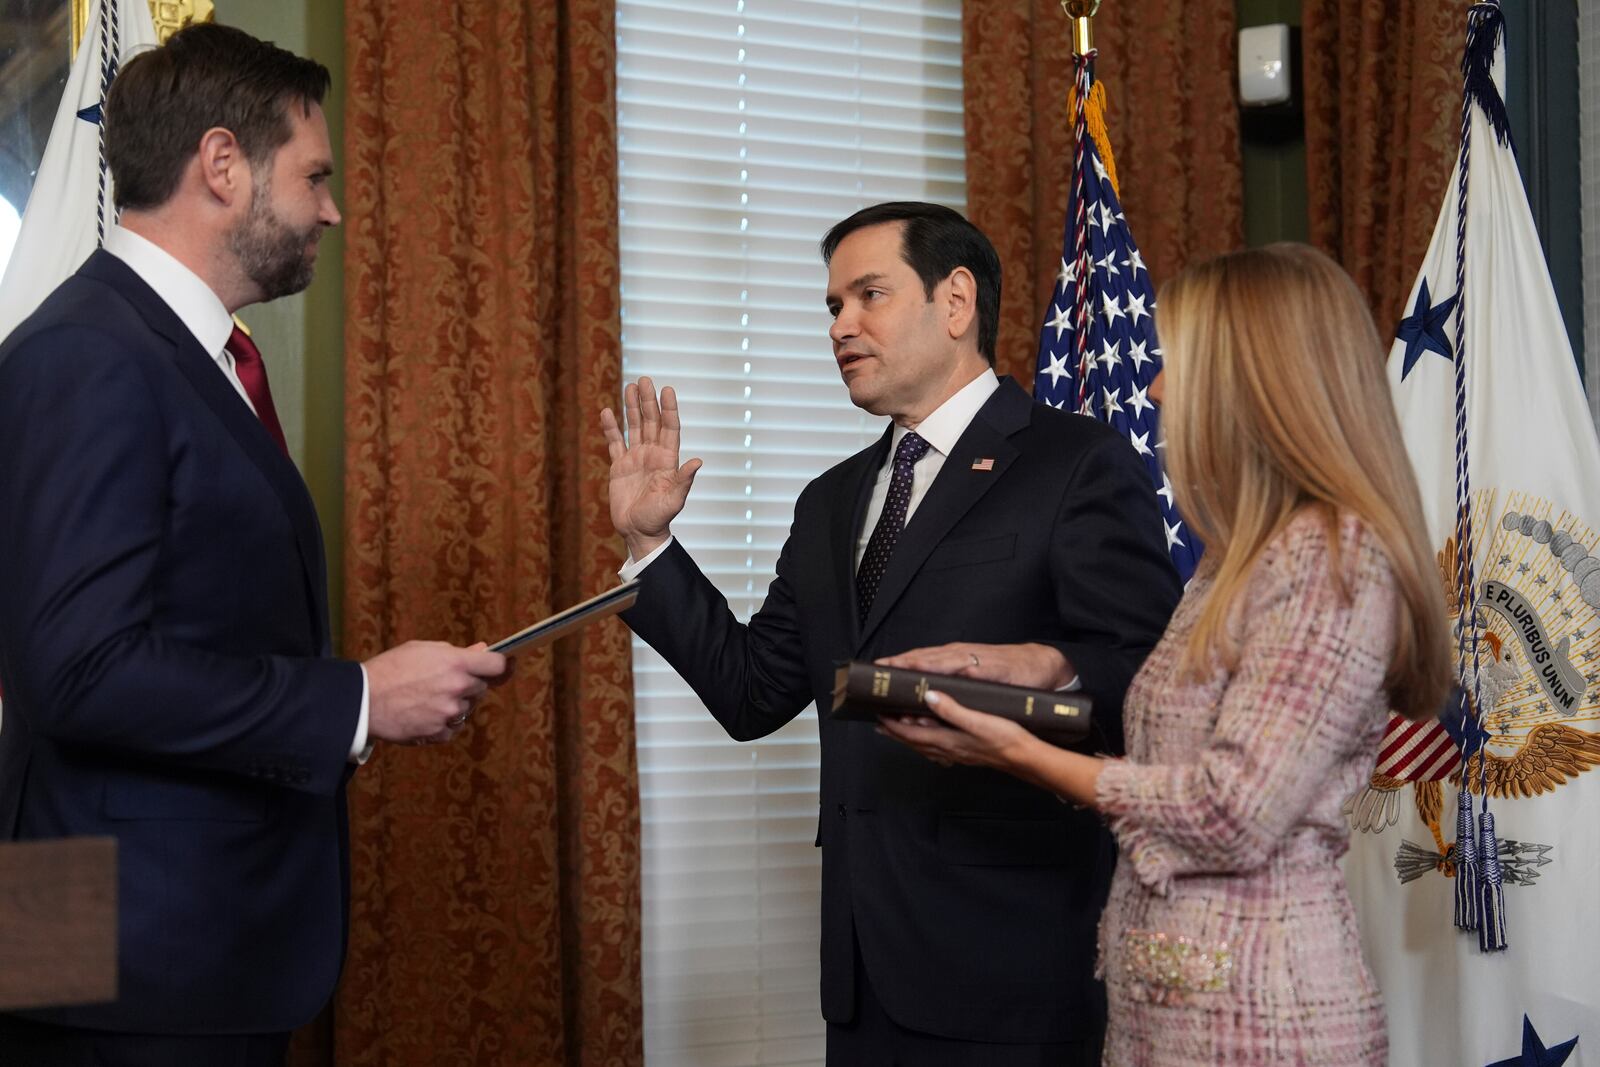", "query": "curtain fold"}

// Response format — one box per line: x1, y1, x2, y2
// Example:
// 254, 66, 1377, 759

303, 1, 641, 1063
962, 0, 1244, 384
1303, 0, 1463, 334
